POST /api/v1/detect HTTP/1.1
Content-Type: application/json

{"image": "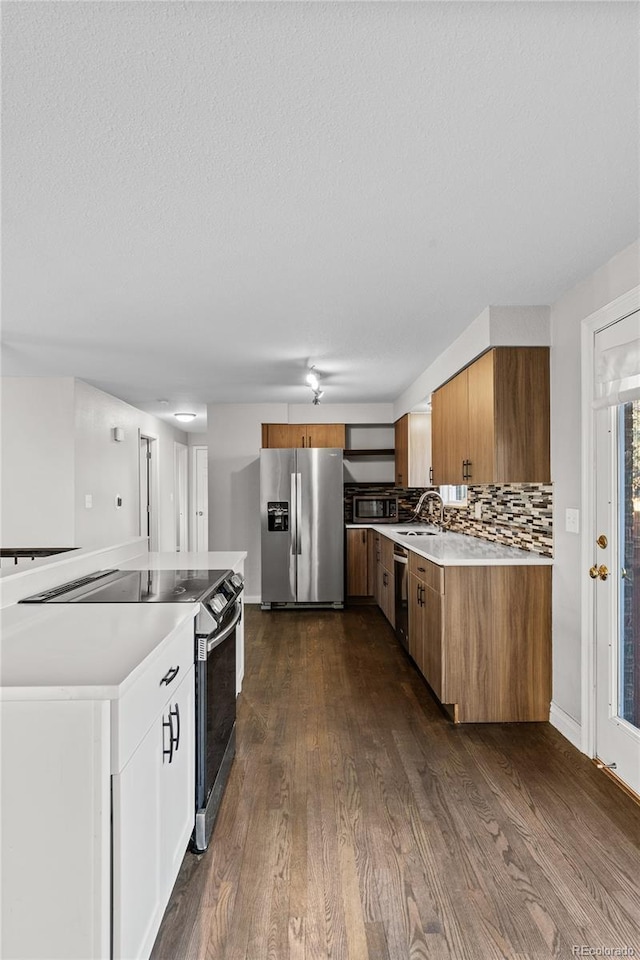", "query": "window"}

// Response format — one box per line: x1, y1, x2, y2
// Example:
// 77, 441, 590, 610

439, 484, 468, 507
